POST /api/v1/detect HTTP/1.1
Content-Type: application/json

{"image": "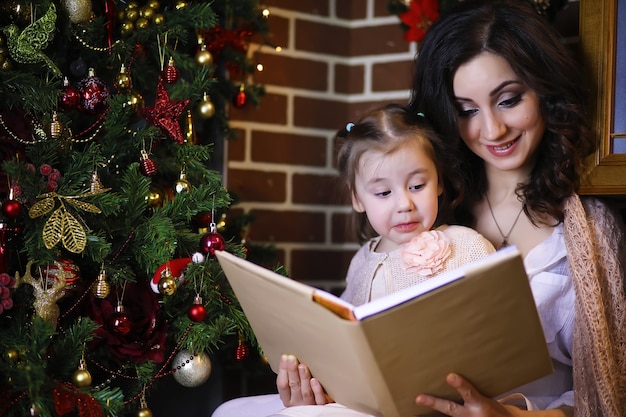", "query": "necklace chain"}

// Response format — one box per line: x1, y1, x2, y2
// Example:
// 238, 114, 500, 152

485, 196, 524, 249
